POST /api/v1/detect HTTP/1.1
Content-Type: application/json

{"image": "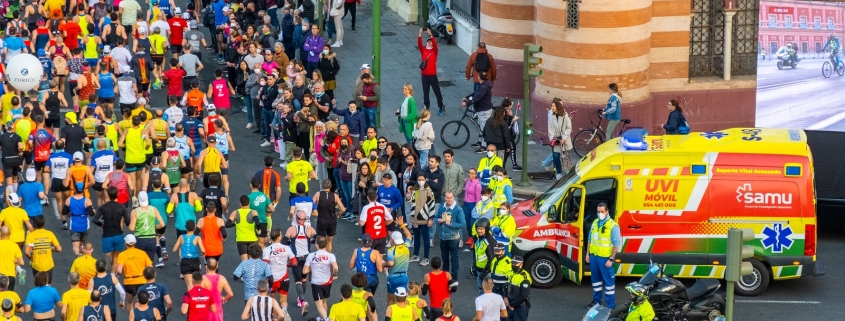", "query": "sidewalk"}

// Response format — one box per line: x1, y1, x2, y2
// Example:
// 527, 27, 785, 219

329, 2, 556, 195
